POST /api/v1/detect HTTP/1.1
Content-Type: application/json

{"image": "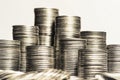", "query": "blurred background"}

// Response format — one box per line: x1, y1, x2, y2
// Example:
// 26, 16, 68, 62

0, 0, 120, 44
